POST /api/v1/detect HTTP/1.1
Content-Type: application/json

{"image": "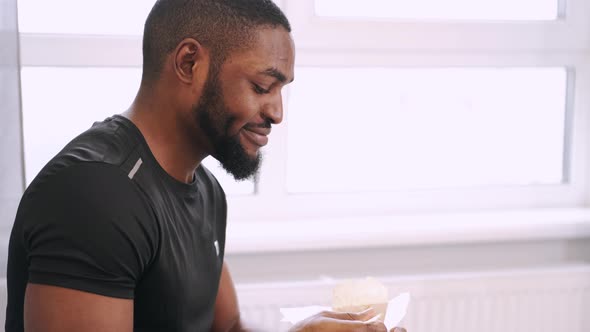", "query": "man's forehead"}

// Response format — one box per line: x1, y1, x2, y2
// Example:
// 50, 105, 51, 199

258, 67, 294, 83
229, 28, 295, 79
